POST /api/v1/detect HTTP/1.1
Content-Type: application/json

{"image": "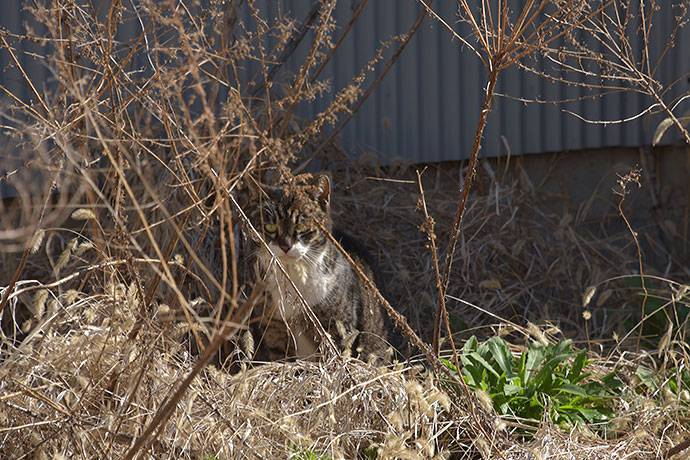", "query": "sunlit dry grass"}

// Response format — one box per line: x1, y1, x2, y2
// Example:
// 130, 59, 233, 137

1, 1, 689, 459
